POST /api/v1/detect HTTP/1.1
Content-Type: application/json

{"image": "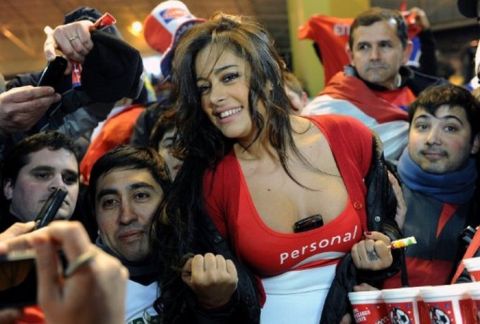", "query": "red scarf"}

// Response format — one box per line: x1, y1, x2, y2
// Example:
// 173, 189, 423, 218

321, 72, 412, 123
